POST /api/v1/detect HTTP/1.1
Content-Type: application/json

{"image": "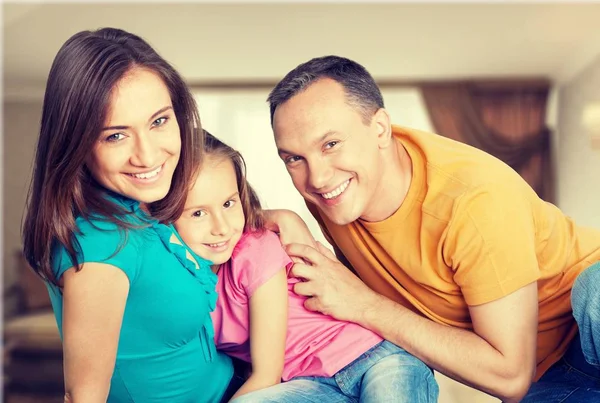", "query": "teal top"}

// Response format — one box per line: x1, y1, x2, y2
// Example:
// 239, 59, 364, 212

48, 193, 233, 402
